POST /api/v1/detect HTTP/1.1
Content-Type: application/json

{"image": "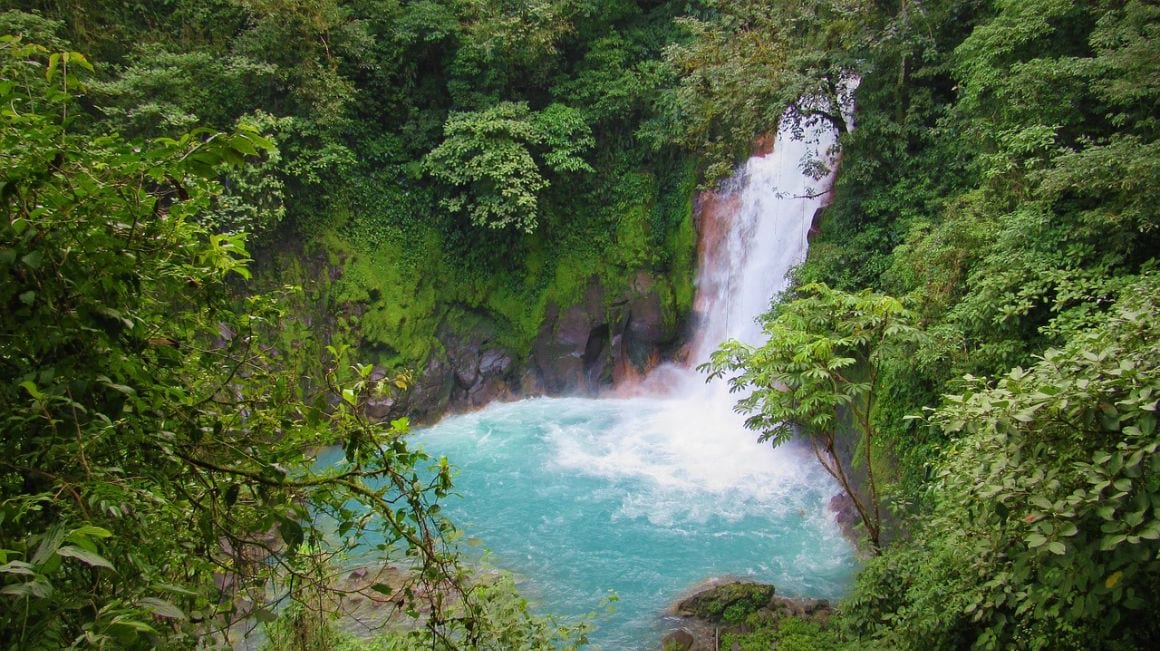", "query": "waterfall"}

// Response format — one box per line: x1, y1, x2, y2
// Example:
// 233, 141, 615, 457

688, 130, 839, 363
639, 110, 845, 412
590, 111, 849, 511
